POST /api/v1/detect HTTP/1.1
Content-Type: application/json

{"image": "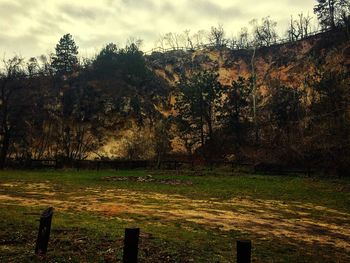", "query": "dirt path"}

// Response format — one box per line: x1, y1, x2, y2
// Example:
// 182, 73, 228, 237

1, 182, 349, 255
